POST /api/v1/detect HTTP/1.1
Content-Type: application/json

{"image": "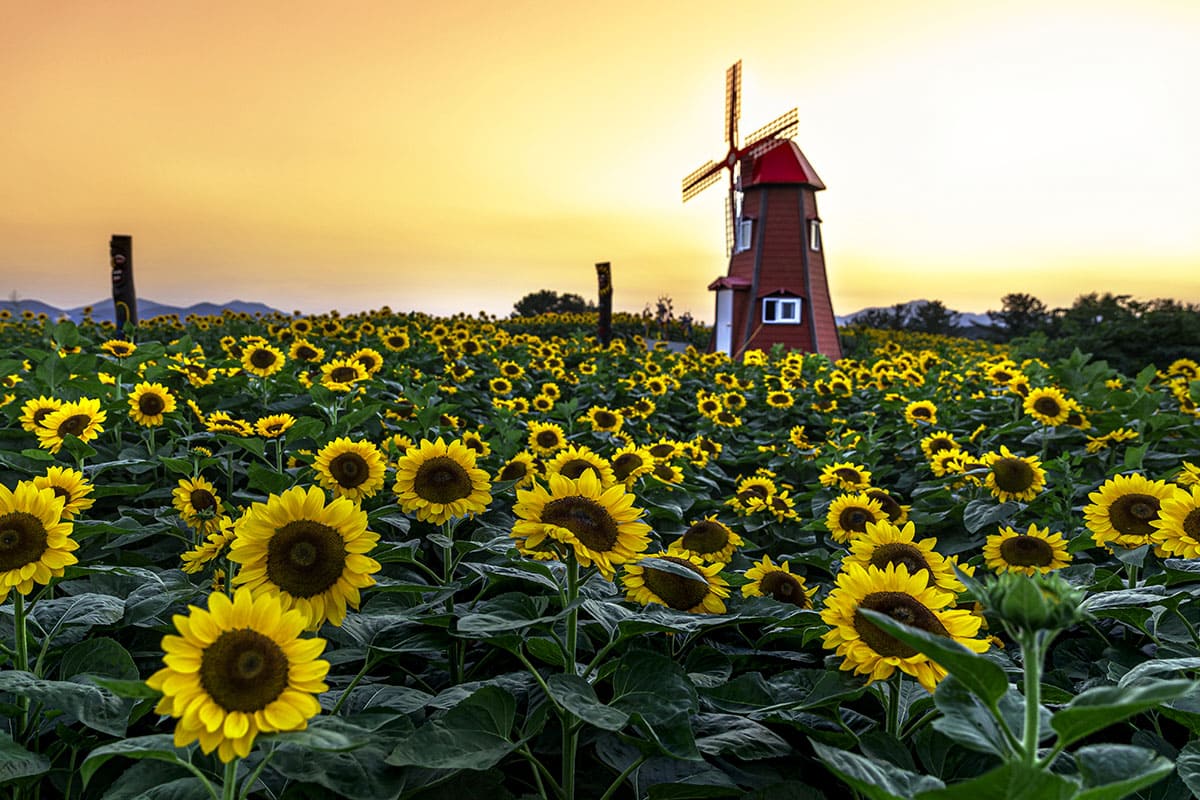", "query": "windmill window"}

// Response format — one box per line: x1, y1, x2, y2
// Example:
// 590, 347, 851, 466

734, 218, 754, 253
808, 219, 822, 252
762, 297, 802, 324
